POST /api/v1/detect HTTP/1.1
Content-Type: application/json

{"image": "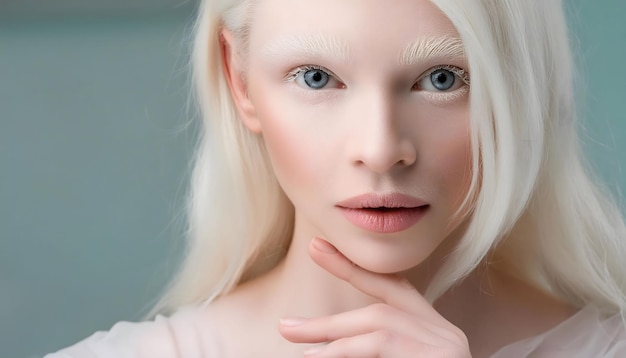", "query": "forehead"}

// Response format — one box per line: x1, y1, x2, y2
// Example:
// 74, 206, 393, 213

248, 0, 460, 60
